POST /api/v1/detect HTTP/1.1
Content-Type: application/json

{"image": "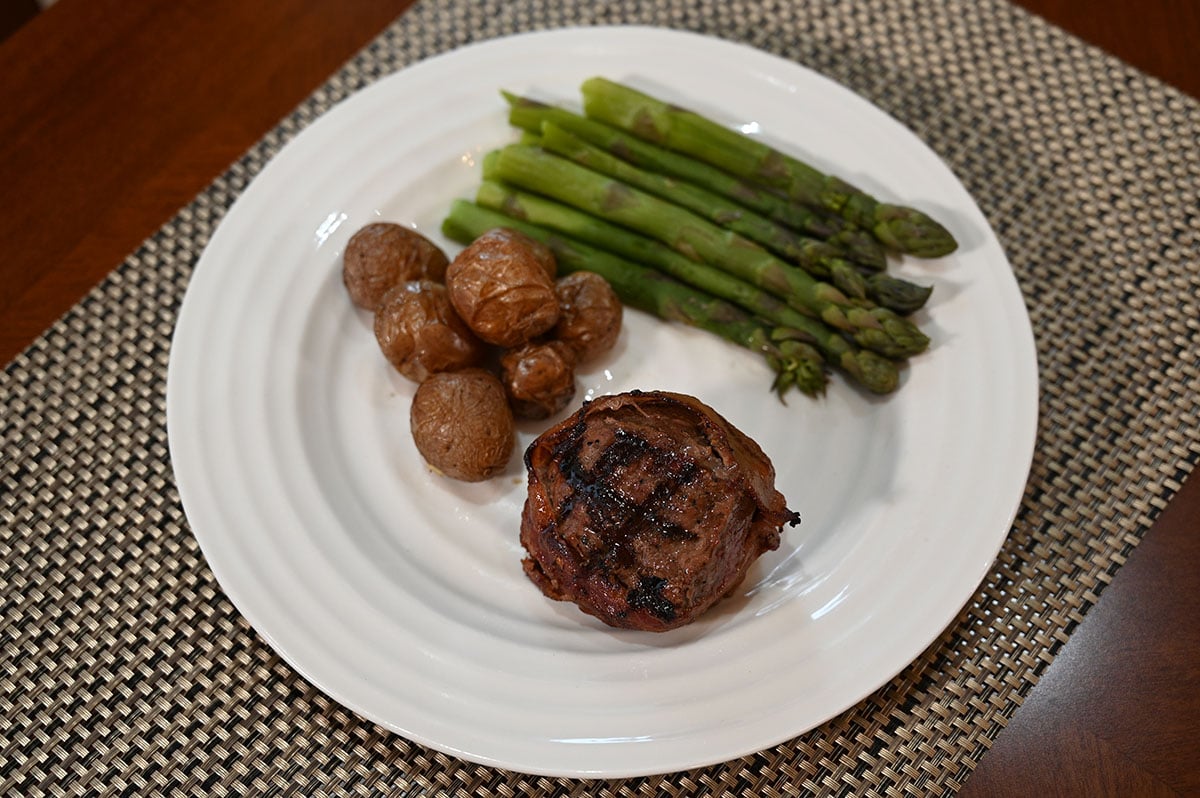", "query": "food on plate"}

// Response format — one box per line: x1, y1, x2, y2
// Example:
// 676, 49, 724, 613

502, 90, 889, 271
410, 368, 515, 481
341, 218, 630, 480
519, 390, 799, 632
373, 280, 486, 382
342, 222, 449, 310
485, 144, 928, 360
439, 78, 960, 398
534, 120, 874, 305
499, 340, 577, 420
528, 118, 933, 316
445, 227, 560, 348
551, 271, 623, 364
578, 77, 959, 258
443, 201, 832, 398
456, 188, 900, 395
